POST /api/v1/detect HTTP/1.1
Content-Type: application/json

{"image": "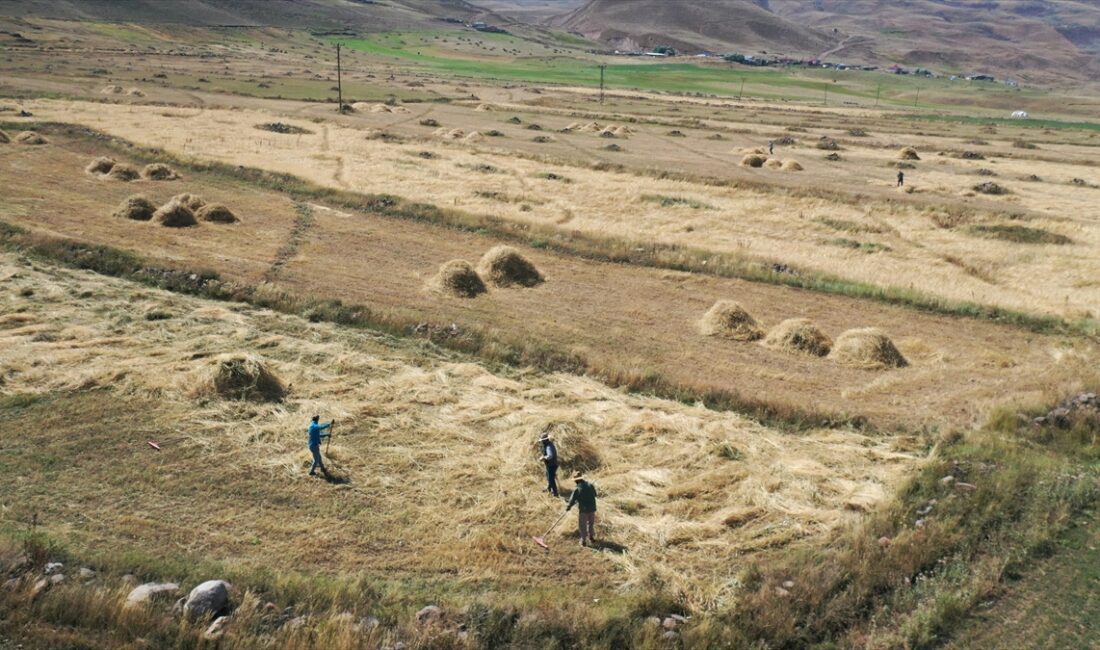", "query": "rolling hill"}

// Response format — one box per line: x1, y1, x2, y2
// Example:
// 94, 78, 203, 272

549, 0, 1100, 81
